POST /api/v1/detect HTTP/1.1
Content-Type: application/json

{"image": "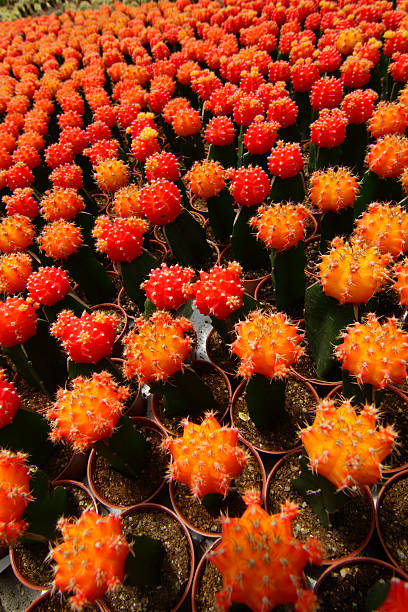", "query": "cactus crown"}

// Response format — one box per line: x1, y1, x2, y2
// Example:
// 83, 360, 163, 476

112, 185, 144, 219
300, 398, 397, 489
164, 413, 248, 497
335, 314, 408, 388
27, 266, 71, 307
310, 108, 348, 149
309, 167, 359, 212
250, 202, 310, 251
229, 165, 270, 207
375, 578, 408, 611
0, 296, 38, 348
393, 258, 408, 307
123, 310, 194, 384
142, 263, 194, 311
0, 214, 34, 254
186, 159, 226, 200
365, 134, 408, 178
0, 450, 32, 544
0, 252, 32, 294
51, 510, 130, 610
93, 215, 149, 262
37, 220, 82, 260
139, 179, 181, 225
40, 187, 85, 222
232, 311, 304, 379
94, 158, 129, 193
368, 101, 408, 138
319, 236, 391, 305
267, 140, 304, 179
193, 261, 244, 320
47, 371, 129, 452
3, 188, 39, 219
354, 202, 408, 257
208, 492, 322, 612
0, 369, 20, 429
